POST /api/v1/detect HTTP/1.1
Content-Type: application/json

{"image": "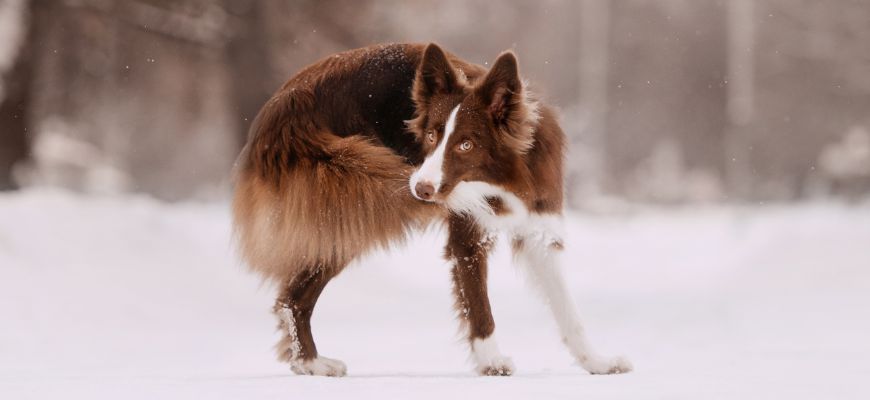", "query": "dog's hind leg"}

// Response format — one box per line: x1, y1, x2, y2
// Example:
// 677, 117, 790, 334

512, 232, 633, 375
274, 265, 346, 377
446, 213, 514, 376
